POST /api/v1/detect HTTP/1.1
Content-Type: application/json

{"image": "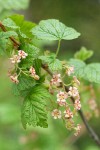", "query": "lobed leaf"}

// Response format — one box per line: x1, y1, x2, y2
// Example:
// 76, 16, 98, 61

74, 47, 93, 61
31, 19, 80, 41
21, 85, 50, 129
